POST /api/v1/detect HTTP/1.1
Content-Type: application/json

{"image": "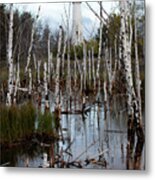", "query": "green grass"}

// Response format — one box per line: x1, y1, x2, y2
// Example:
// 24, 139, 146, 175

0, 102, 56, 145
38, 111, 56, 136
0, 102, 36, 144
